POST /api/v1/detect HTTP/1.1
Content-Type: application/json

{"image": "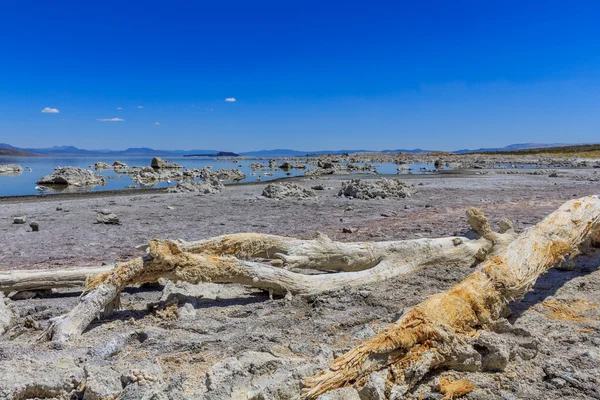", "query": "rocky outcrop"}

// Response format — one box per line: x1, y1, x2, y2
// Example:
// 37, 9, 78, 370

0, 164, 23, 174
92, 162, 111, 170
250, 162, 267, 171
96, 209, 120, 224
37, 167, 106, 186
167, 178, 224, 194
216, 169, 246, 181
338, 178, 413, 199
151, 157, 182, 169
0, 294, 12, 334
262, 183, 316, 199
